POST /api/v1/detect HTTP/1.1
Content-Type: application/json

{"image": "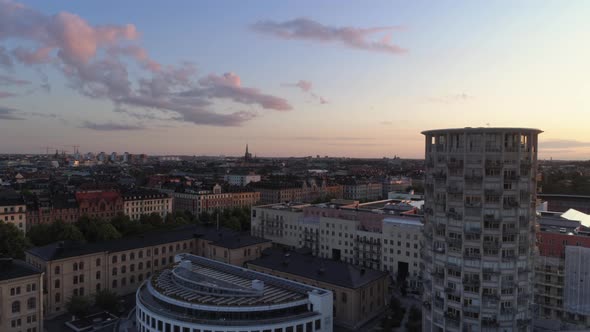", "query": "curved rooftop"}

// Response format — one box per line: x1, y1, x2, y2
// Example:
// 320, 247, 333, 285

421, 127, 543, 135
